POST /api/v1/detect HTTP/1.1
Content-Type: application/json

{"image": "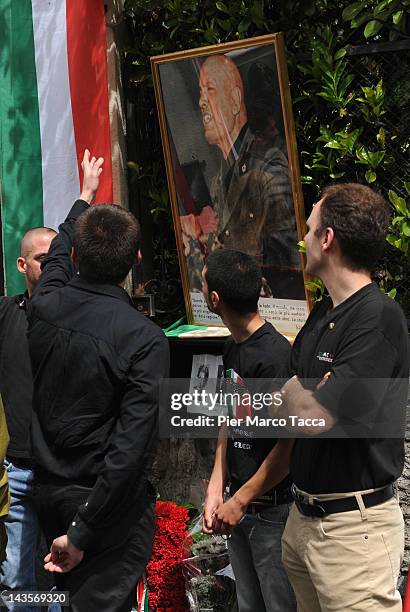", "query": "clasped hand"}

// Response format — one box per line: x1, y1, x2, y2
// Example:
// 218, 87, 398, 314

44, 535, 84, 573
203, 493, 246, 537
